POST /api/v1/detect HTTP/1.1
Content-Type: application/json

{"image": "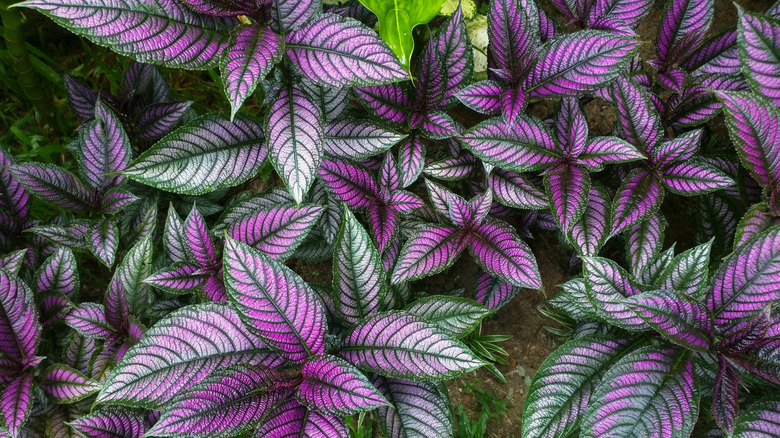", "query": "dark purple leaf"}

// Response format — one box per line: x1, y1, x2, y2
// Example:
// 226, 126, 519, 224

184, 207, 217, 269
63, 75, 98, 121
339, 312, 483, 380
488, 0, 539, 82
70, 408, 147, 438
297, 354, 387, 416
227, 205, 324, 261
221, 24, 283, 119
300, 79, 351, 123
20, 0, 237, 69
124, 114, 266, 195
8, 164, 95, 211
1, 372, 33, 438
474, 271, 521, 312
417, 111, 461, 140
657, 0, 713, 65
134, 101, 193, 142
434, 6, 472, 104
318, 158, 378, 209
712, 356, 740, 434
266, 83, 323, 203
589, 0, 653, 29
286, 14, 407, 87
526, 31, 639, 98
180, 0, 259, 17
97, 304, 282, 408
460, 116, 559, 172
223, 237, 326, 363
582, 346, 698, 438
0, 271, 40, 362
